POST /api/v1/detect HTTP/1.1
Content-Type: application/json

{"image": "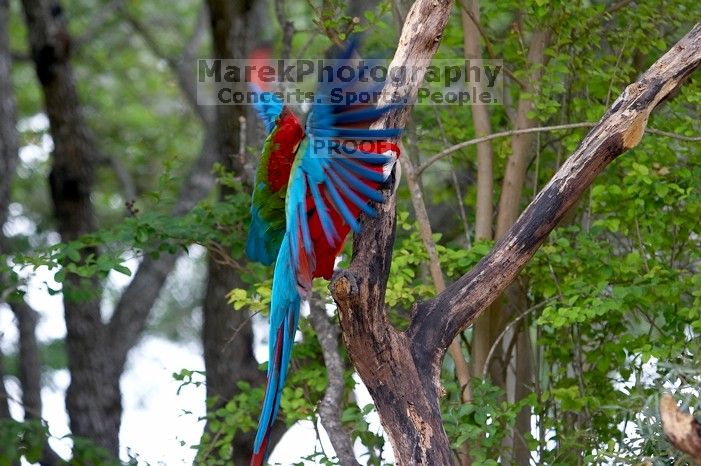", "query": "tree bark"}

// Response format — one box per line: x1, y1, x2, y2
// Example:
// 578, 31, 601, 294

460, 5, 496, 420
495, 29, 550, 239
411, 20, 701, 364
1, 7, 59, 463
18, 0, 233, 457
12, 303, 42, 420
473, 27, 550, 383
332, 15, 701, 465
401, 153, 473, 402
16, 0, 274, 458
458, 6, 495, 461
0, 0, 17, 419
